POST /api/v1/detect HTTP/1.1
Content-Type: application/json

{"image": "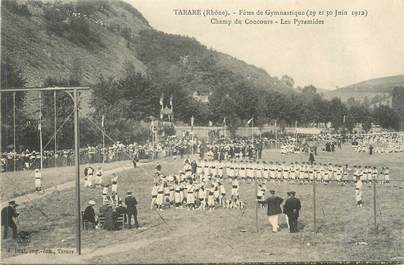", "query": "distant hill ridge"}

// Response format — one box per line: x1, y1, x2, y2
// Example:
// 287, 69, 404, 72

324, 75, 404, 102
338, 75, 404, 93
